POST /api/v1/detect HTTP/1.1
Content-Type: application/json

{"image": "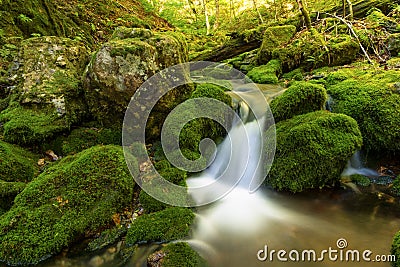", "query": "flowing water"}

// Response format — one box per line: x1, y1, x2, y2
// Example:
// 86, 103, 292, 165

185, 85, 400, 267
6, 84, 400, 267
